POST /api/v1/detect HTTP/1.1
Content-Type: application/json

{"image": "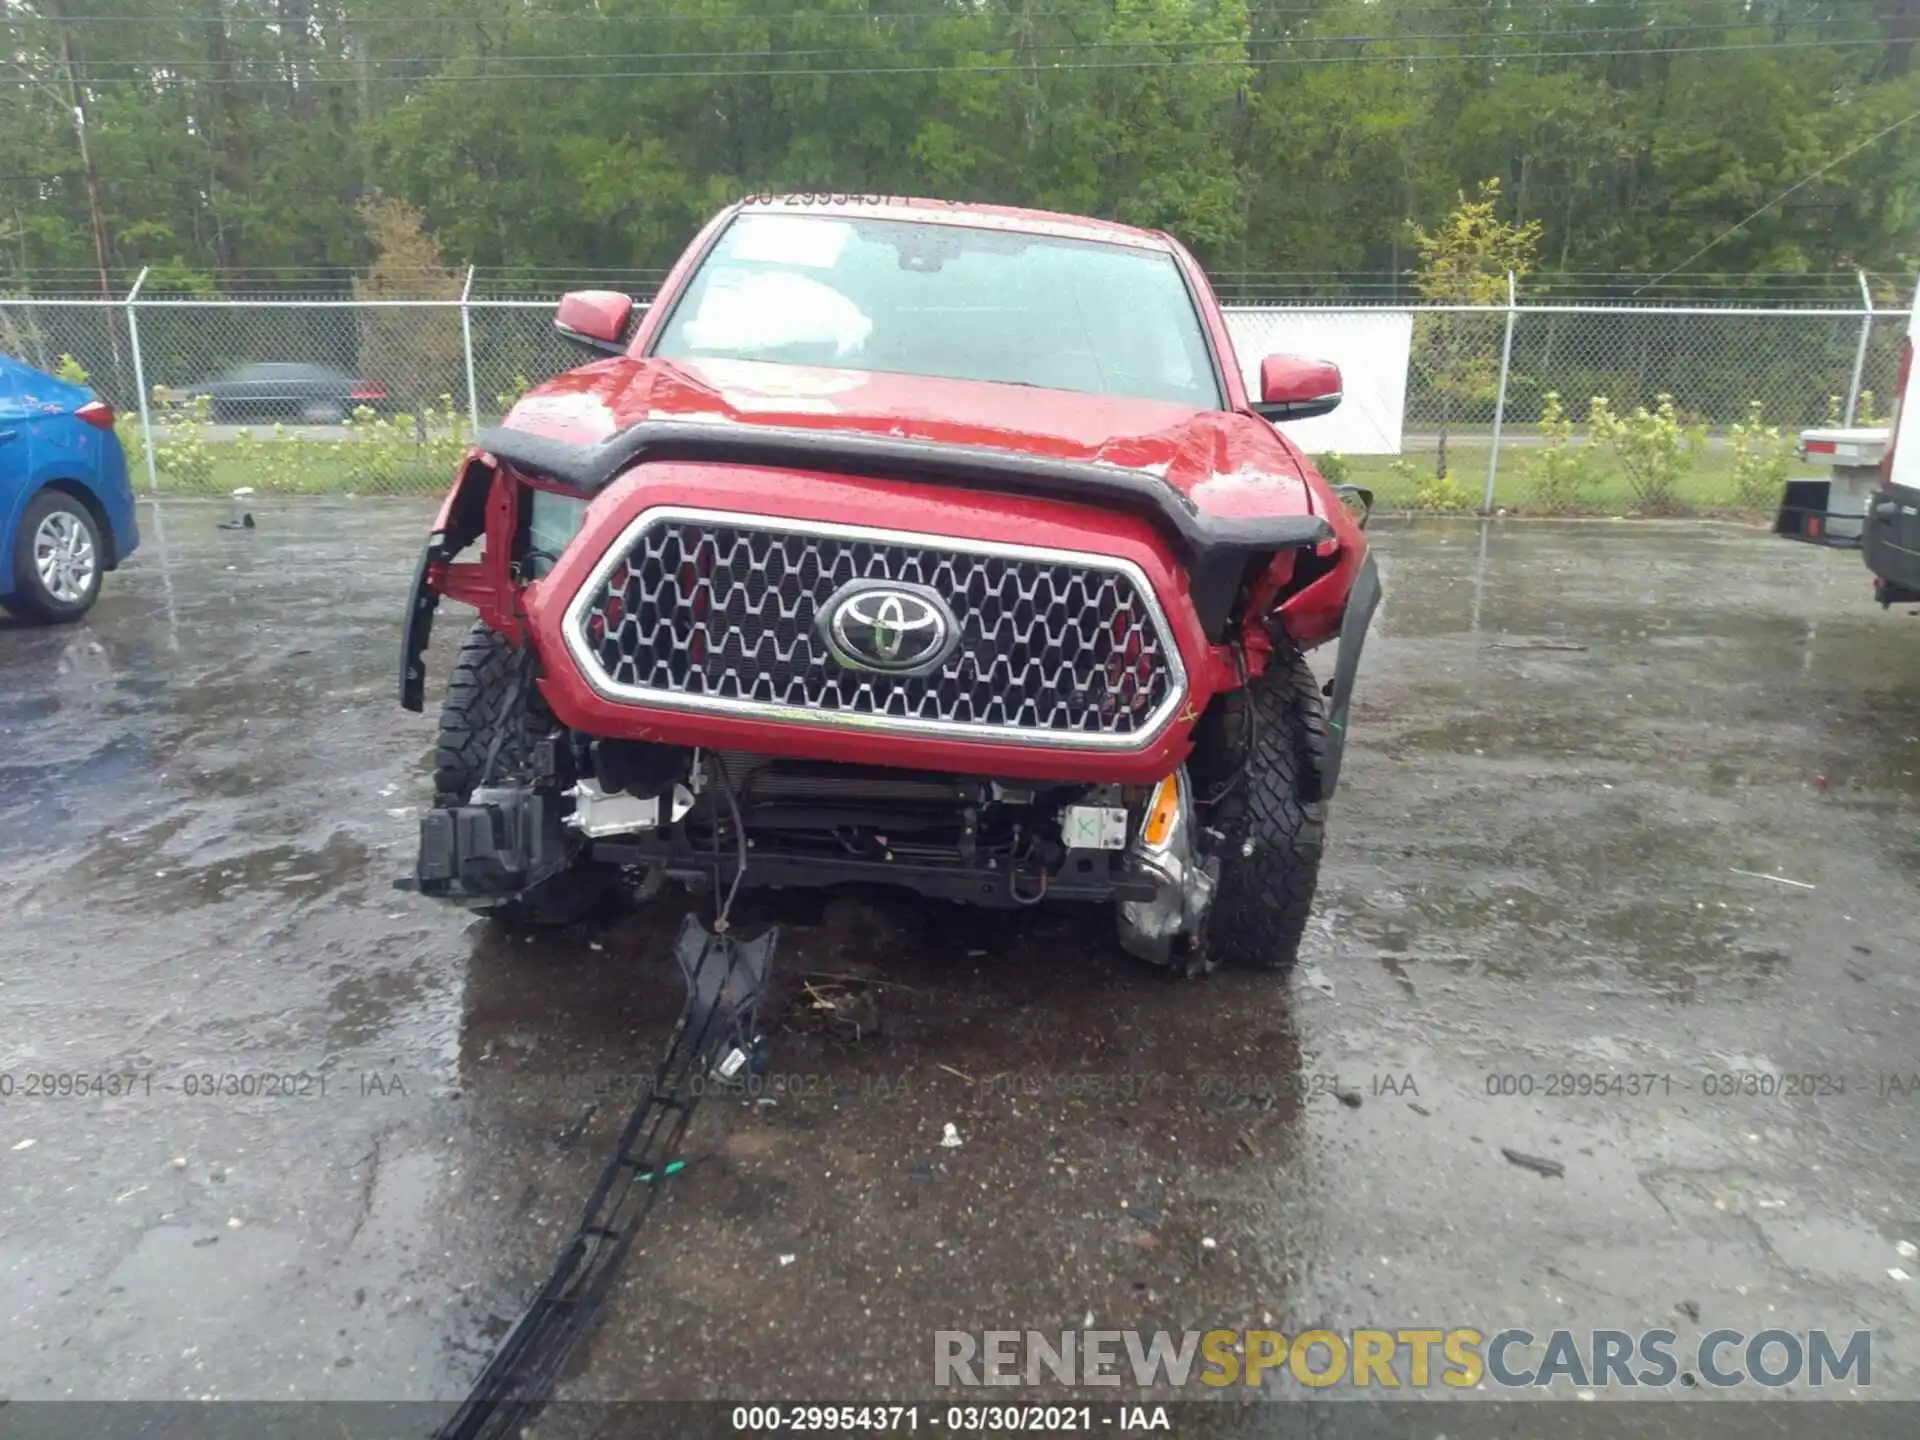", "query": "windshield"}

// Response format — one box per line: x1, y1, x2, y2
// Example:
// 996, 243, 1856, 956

651, 212, 1223, 409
